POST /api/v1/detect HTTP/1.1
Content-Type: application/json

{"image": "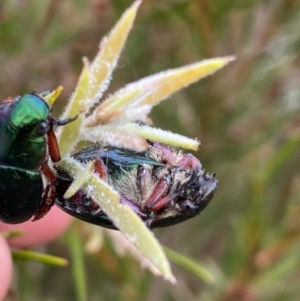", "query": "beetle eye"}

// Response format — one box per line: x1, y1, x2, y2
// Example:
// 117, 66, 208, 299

37, 121, 50, 136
